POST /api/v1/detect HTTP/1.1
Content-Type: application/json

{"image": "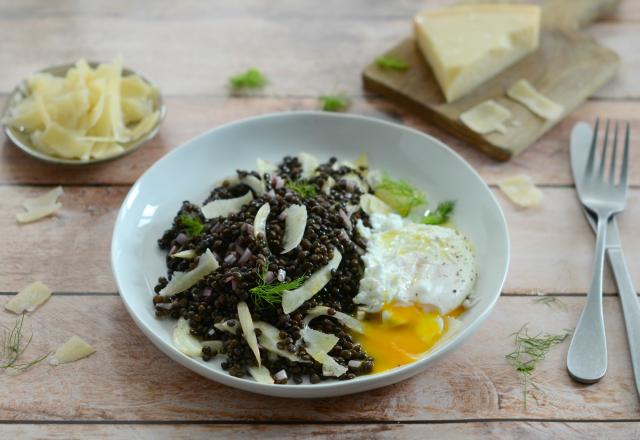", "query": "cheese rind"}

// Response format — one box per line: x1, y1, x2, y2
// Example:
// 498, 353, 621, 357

460, 100, 512, 134
507, 79, 564, 120
414, 4, 541, 102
